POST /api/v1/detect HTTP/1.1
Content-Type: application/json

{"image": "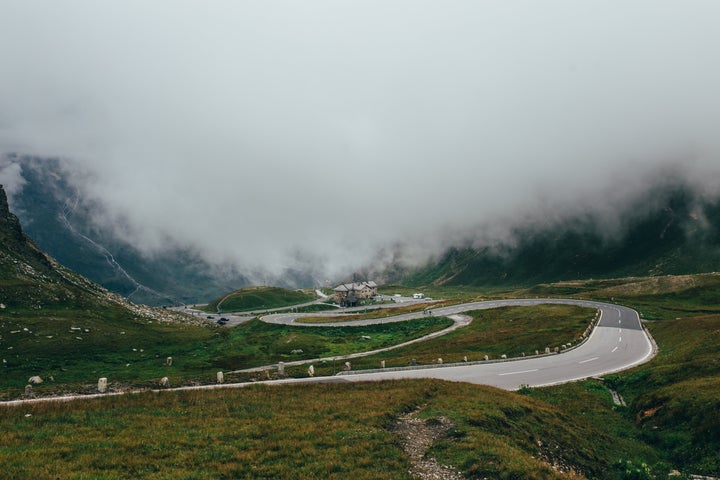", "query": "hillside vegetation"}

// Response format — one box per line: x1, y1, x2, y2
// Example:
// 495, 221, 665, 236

203, 285, 317, 313
0, 380, 660, 480
398, 185, 720, 288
